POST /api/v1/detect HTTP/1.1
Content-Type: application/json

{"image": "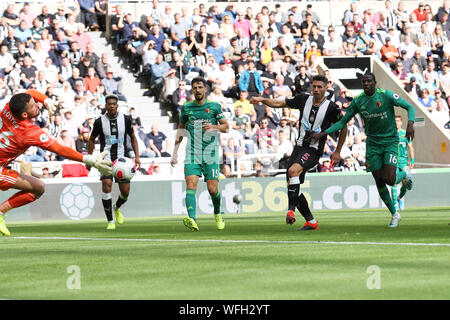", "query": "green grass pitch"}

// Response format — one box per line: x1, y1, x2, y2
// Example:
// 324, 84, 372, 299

0, 208, 449, 300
